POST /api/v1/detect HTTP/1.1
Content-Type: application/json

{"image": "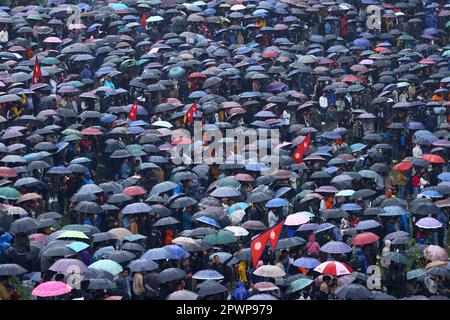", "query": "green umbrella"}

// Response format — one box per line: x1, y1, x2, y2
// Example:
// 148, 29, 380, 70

286, 278, 314, 294
41, 57, 60, 65
298, 189, 313, 198
64, 81, 84, 88
61, 135, 82, 142
120, 59, 137, 71
89, 259, 123, 275
56, 230, 90, 240
0, 187, 21, 200
407, 269, 426, 280
383, 252, 409, 265
62, 129, 82, 136
217, 176, 241, 188
203, 230, 237, 245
